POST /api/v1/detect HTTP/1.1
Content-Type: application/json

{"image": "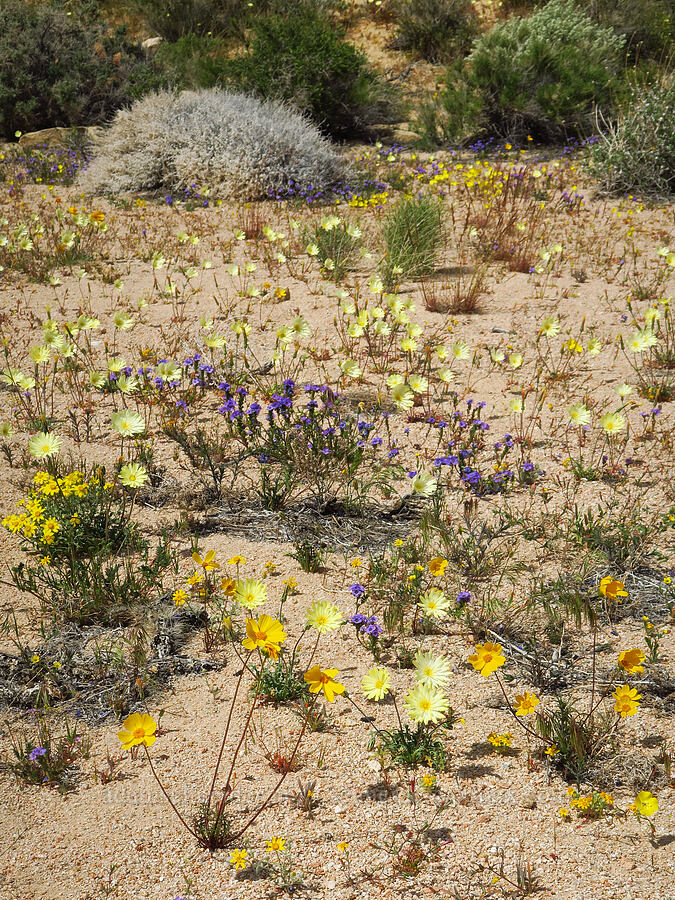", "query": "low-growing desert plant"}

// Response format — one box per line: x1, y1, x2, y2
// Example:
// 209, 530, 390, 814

220, 380, 404, 510
290, 540, 326, 573
2, 469, 141, 560
252, 654, 310, 703
9, 714, 90, 792
355, 651, 459, 770
79, 88, 347, 201
590, 77, 675, 197
2, 469, 174, 624
535, 696, 617, 784
370, 722, 450, 770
